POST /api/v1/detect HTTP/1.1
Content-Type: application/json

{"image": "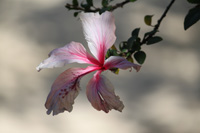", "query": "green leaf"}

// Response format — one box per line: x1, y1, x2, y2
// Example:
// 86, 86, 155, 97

187, 0, 200, 4
184, 5, 200, 30
110, 45, 118, 51
127, 37, 135, 49
121, 49, 128, 53
144, 15, 154, 26
131, 28, 140, 38
119, 42, 128, 52
147, 36, 163, 45
74, 12, 79, 17
109, 68, 119, 75
73, 0, 79, 6
102, 0, 109, 7
126, 36, 141, 52
126, 55, 134, 63
99, 7, 107, 14
133, 38, 141, 51
134, 51, 146, 64
81, 3, 91, 11
144, 30, 157, 38
130, 0, 137, 2
86, 0, 93, 6
105, 45, 118, 59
